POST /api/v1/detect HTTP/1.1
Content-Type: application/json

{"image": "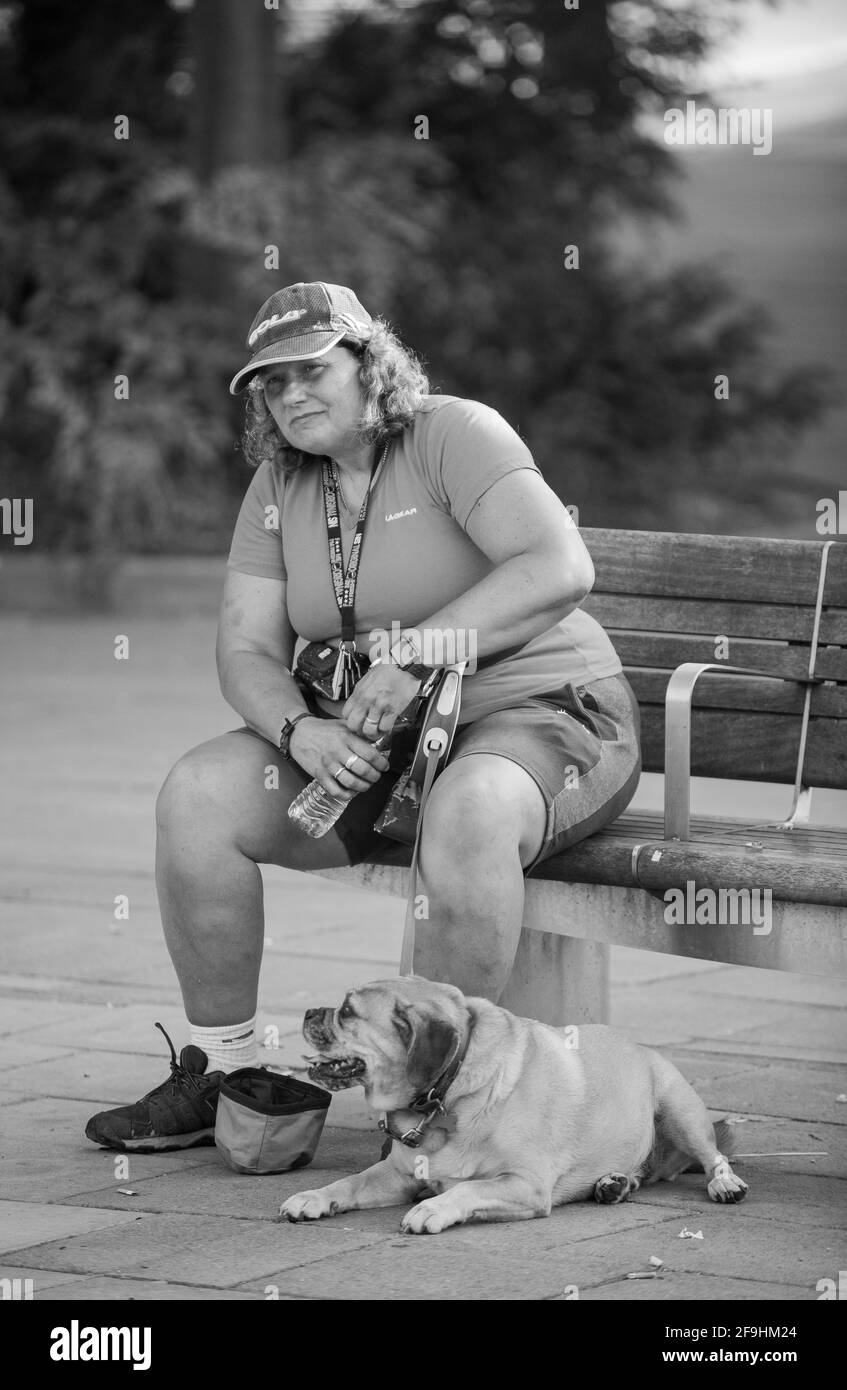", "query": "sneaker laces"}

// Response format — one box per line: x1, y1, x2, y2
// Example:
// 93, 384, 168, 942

150, 1021, 210, 1100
